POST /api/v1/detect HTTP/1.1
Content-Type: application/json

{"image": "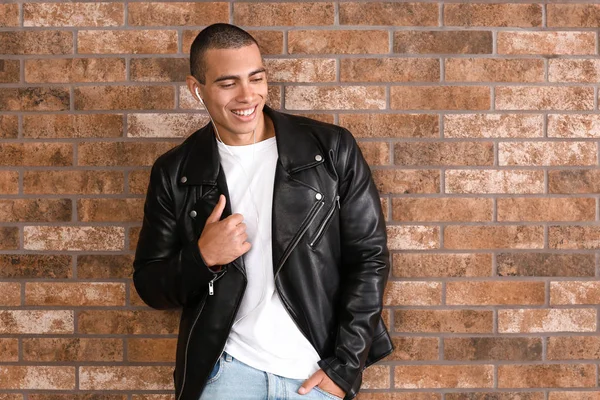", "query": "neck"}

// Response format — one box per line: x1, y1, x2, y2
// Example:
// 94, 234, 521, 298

216, 113, 275, 146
